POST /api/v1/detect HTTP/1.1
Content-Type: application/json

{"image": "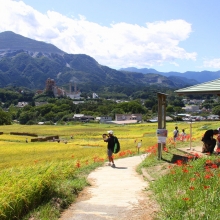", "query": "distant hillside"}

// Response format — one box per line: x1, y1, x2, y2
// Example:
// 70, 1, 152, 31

120, 67, 220, 83
0, 31, 65, 55
0, 31, 197, 91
